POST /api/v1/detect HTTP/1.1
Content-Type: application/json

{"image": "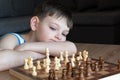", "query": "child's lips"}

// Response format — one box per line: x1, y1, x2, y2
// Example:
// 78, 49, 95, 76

50, 39, 57, 42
